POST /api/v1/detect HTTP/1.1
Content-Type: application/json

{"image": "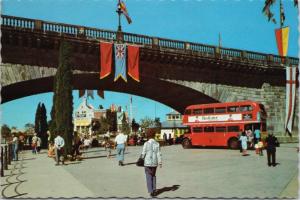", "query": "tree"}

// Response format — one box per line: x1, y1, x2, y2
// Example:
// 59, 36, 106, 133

40, 103, 48, 148
131, 118, 140, 133
24, 123, 35, 135
53, 40, 73, 156
121, 112, 130, 135
106, 109, 117, 132
49, 74, 57, 141
1, 124, 11, 140
154, 117, 162, 134
99, 105, 104, 109
140, 117, 154, 133
34, 103, 42, 135
99, 117, 110, 134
